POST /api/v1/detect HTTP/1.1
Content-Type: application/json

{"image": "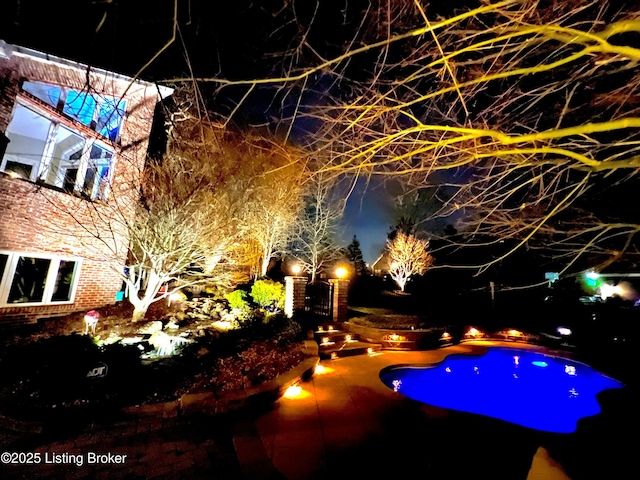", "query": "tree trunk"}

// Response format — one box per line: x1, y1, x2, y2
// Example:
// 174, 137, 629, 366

127, 270, 163, 322
132, 306, 148, 323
